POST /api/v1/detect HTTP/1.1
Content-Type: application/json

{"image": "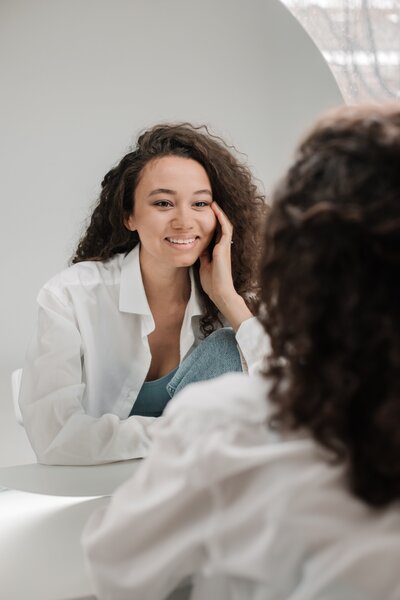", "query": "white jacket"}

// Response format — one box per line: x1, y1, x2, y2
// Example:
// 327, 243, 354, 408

19, 245, 268, 465
83, 372, 400, 600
